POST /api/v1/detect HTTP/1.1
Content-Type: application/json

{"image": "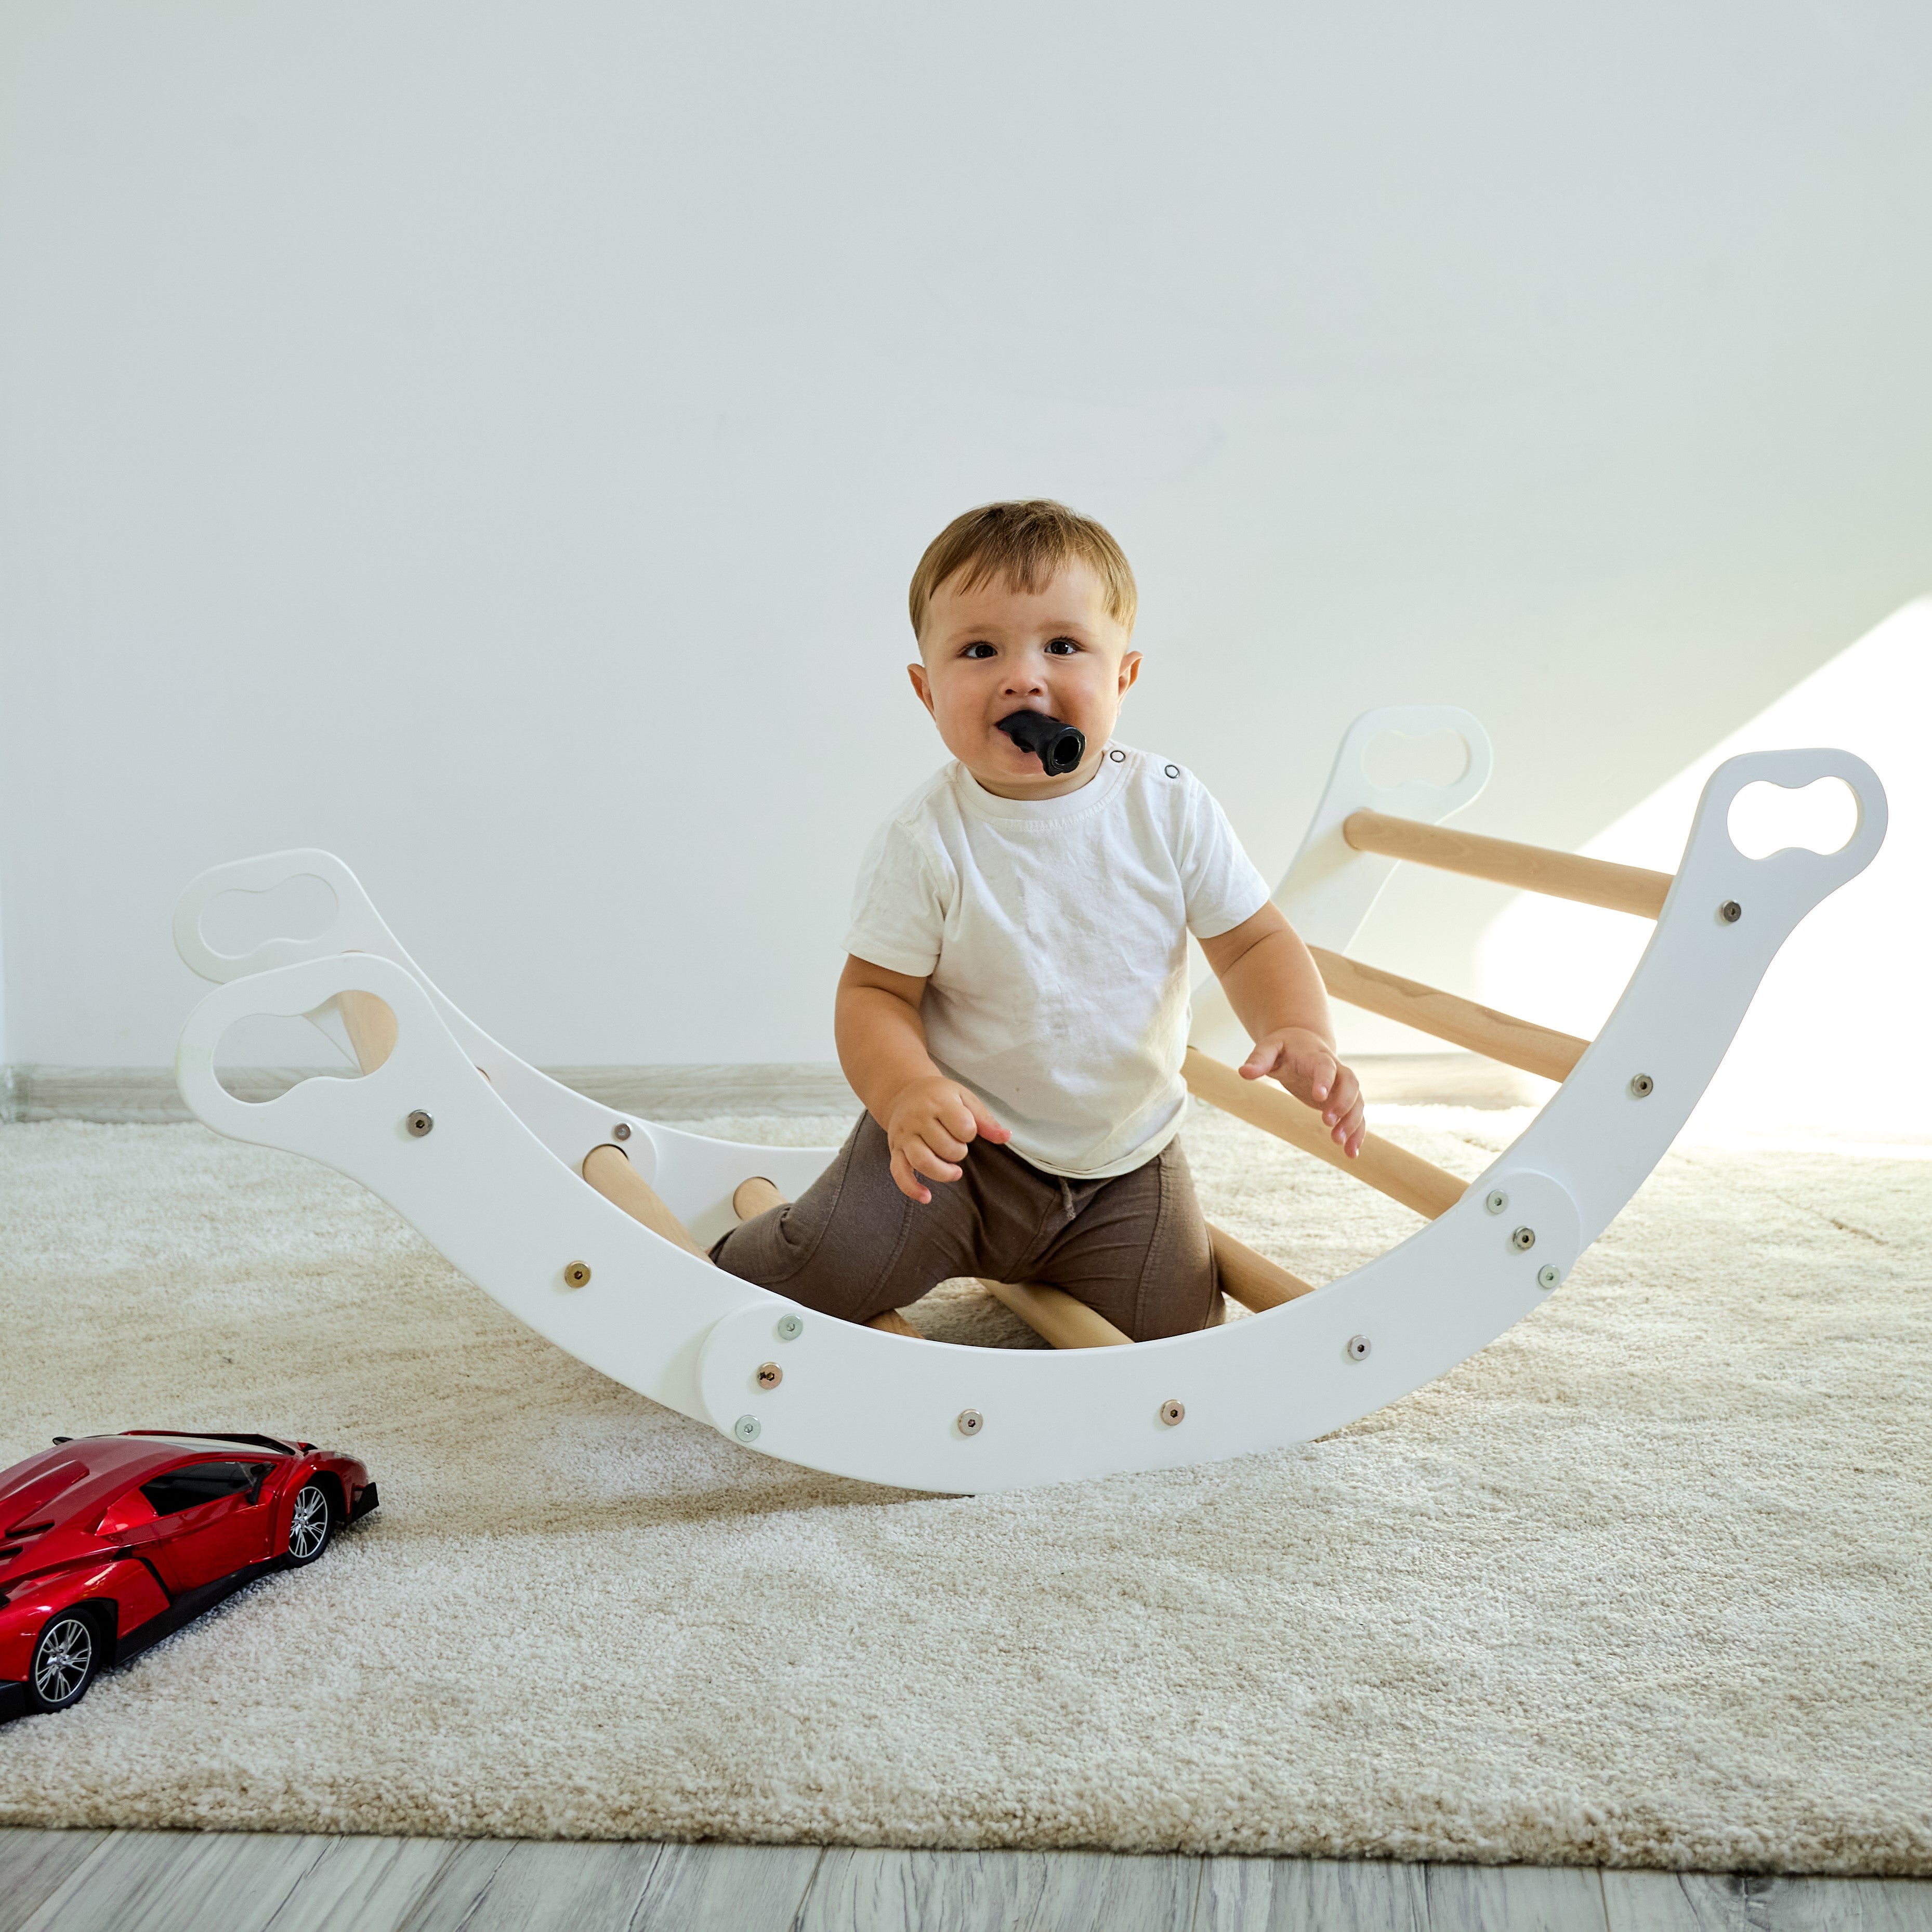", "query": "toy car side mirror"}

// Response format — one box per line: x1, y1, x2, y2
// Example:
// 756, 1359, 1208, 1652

95, 1489, 159, 1537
